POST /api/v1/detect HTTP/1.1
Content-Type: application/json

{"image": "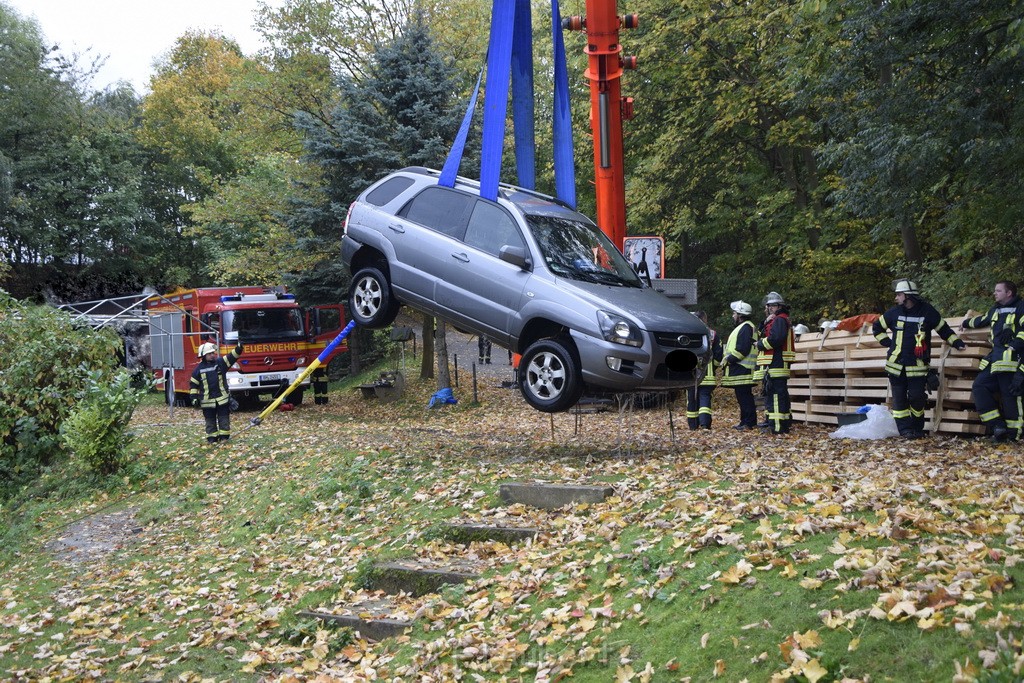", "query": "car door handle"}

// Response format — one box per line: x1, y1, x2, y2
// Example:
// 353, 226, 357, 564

451, 252, 470, 262
388, 224, 405, 233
